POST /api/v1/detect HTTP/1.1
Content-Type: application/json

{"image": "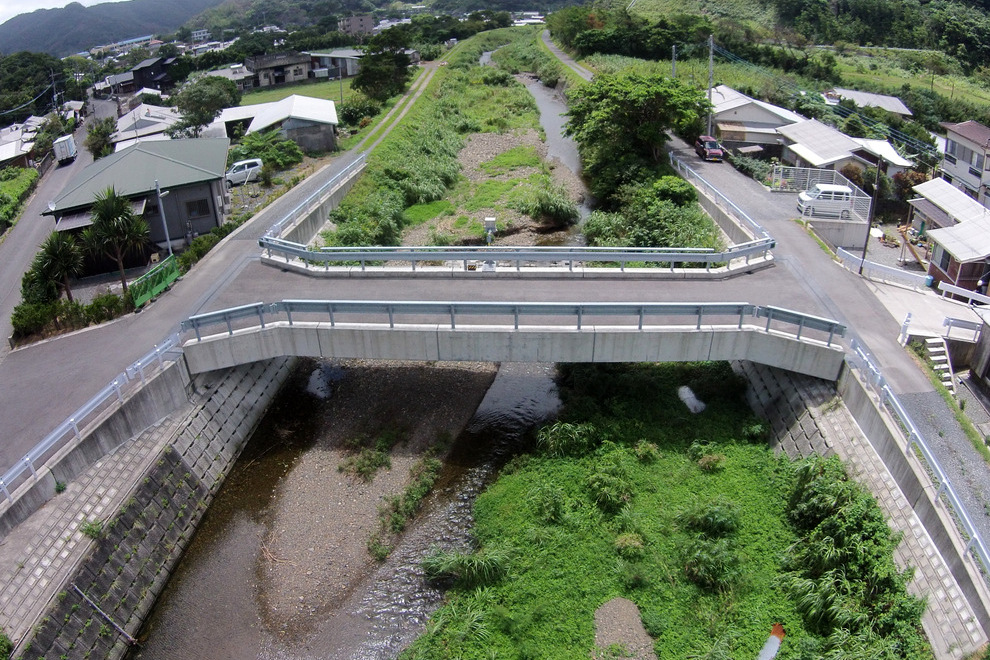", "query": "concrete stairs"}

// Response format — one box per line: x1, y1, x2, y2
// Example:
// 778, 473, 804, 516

926, 337, 956, 397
